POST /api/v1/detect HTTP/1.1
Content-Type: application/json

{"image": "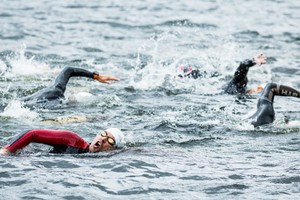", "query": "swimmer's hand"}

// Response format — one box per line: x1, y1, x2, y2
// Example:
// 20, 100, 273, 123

93, 74, 120, 84
0, 148, 10, 156
253, 53, 267, 65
